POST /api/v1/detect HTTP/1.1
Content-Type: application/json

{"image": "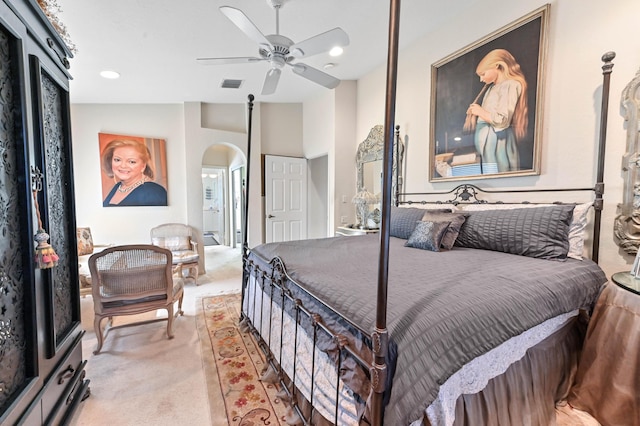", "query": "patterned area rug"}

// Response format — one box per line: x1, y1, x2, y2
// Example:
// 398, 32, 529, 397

200, 293, 288, 425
